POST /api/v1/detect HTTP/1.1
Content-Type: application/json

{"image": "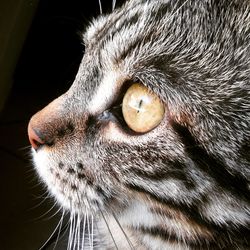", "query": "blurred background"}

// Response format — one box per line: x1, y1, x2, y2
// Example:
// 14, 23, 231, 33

0, 0, 123, 249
